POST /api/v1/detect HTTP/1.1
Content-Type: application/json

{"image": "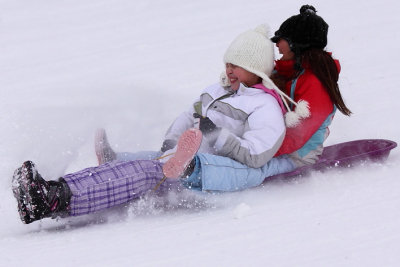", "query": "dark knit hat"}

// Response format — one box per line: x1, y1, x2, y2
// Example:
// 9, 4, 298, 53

271, 5, 328, 54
